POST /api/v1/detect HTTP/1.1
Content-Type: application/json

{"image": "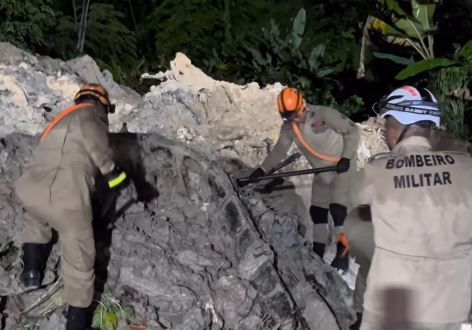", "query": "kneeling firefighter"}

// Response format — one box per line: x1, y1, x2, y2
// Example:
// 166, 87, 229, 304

247, 87, 360, 270
14, 83, 136, 329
